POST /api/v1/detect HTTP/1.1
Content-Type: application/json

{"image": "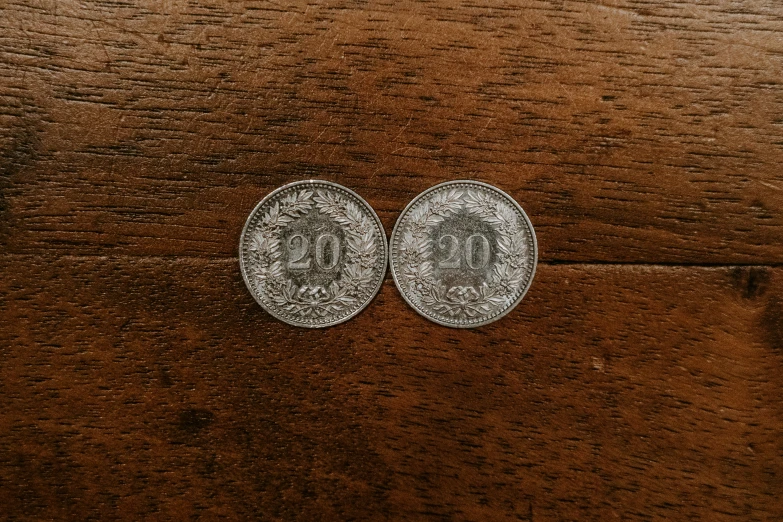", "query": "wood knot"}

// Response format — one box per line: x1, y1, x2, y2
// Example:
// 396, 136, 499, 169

730, 267, 769, 299
178, 409, 215, 434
